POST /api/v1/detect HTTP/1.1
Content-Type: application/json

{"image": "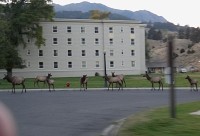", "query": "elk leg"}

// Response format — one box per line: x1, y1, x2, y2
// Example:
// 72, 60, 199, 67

49, 84, 51, 92
123, 79, 126, 87
196, 84, 198, 91
151, 83, 154, 91
161, 82, 163, 91
22, 83, 26, 93
13, 84, 15, 93
112, 83, 114, 91
118, 82, 120, 91
52, 84, 55, 91
108, 83, 111, 90
158, 82, 161, 91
